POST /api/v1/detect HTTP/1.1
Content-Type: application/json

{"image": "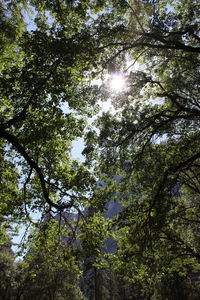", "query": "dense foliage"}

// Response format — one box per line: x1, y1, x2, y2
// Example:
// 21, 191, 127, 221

0, 0, 199, 299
